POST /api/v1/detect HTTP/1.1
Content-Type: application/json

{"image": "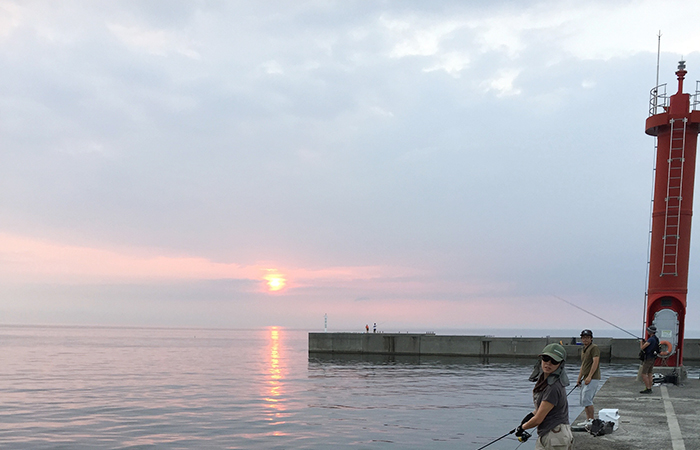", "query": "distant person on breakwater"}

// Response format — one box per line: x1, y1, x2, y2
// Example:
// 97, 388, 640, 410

516, 343, 574, 450
373, 323, 376, 333
575, 329, 600, 427
640, 325, 659, 394
365, 324, 369, 333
